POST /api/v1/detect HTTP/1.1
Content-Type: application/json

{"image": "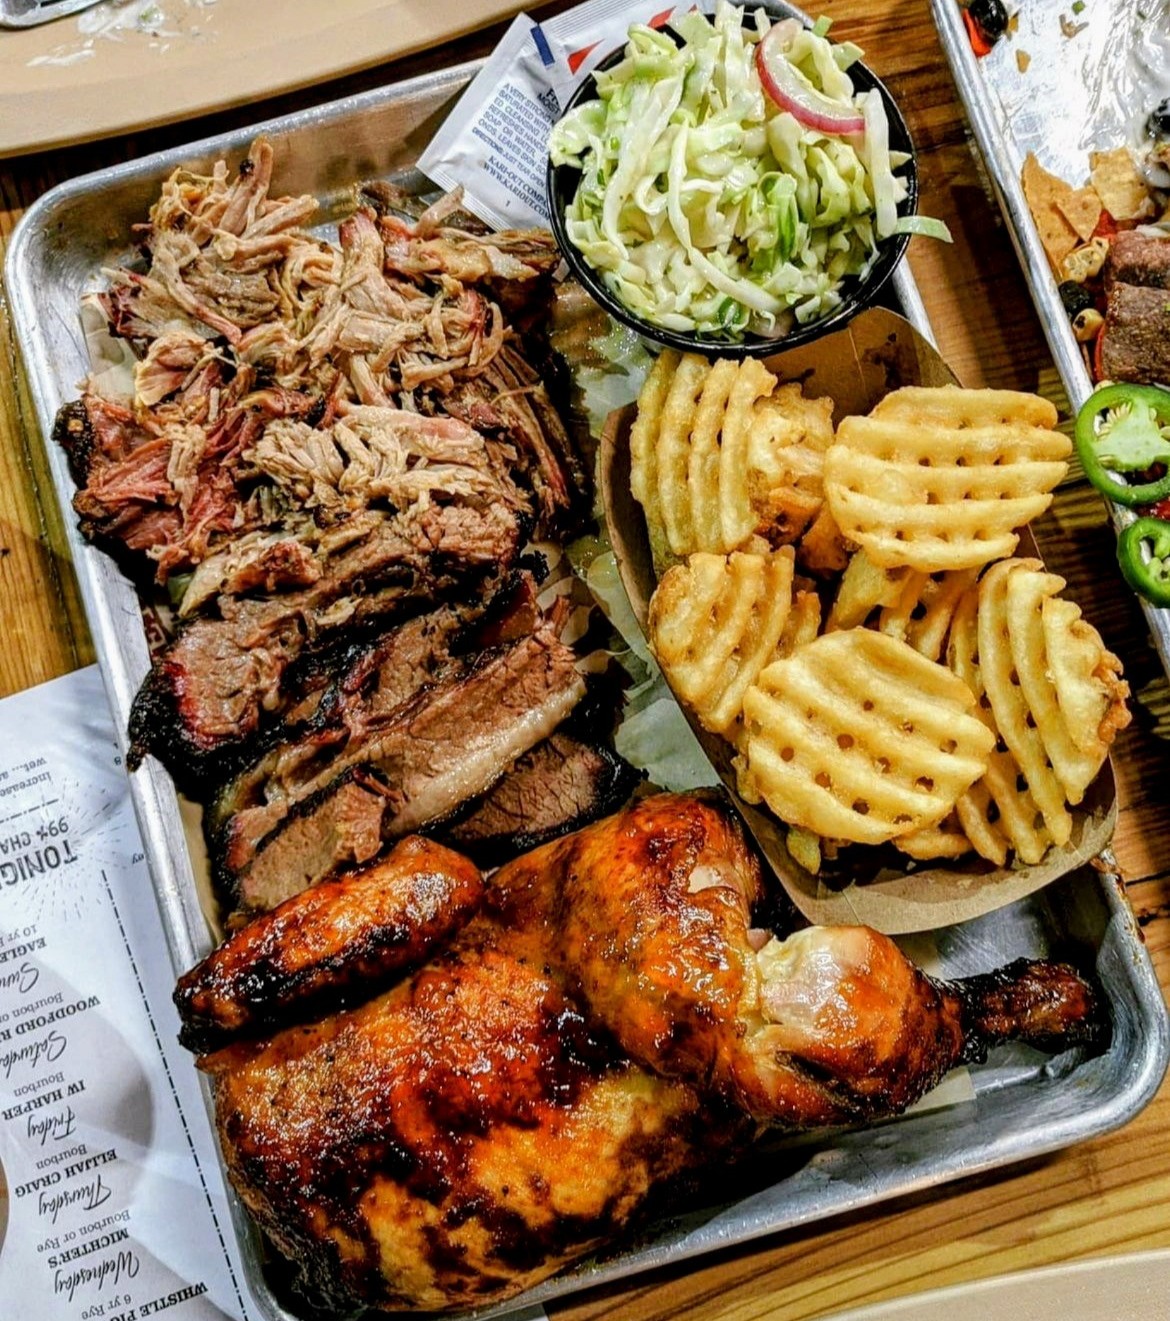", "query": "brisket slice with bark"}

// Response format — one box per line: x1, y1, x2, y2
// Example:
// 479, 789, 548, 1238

230, 622, 585, 911
207, 612, 475, 876
204, 572, 543, 851
128, 500, 521, 786
441, 731, 641, 868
